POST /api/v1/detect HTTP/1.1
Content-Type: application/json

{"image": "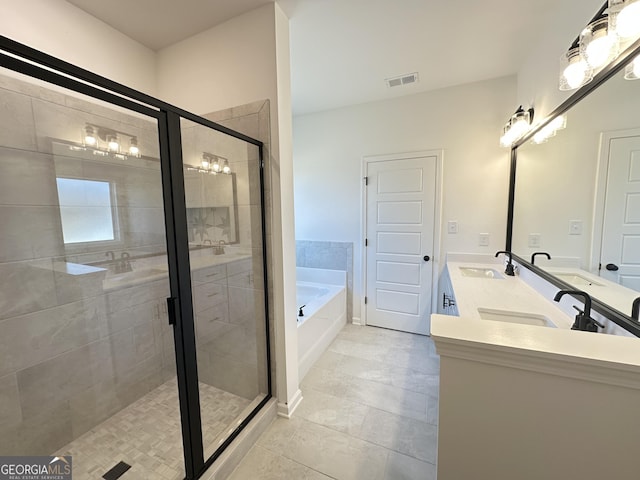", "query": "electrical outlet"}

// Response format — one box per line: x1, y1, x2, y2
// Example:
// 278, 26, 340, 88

479, 233, 490, 246
569, 220, 583, 235
528, 233, 541, 248
447, 221, 458, 234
